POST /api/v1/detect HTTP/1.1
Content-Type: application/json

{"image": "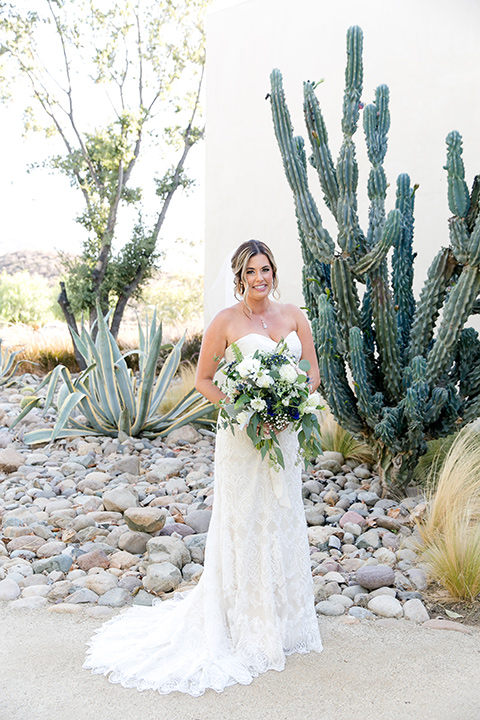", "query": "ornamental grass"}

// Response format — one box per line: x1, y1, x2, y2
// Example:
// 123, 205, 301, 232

416, 422, 480, 601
